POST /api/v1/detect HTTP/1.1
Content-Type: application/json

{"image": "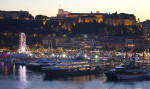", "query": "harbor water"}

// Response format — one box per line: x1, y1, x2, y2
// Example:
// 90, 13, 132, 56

1, 61, 150, 89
